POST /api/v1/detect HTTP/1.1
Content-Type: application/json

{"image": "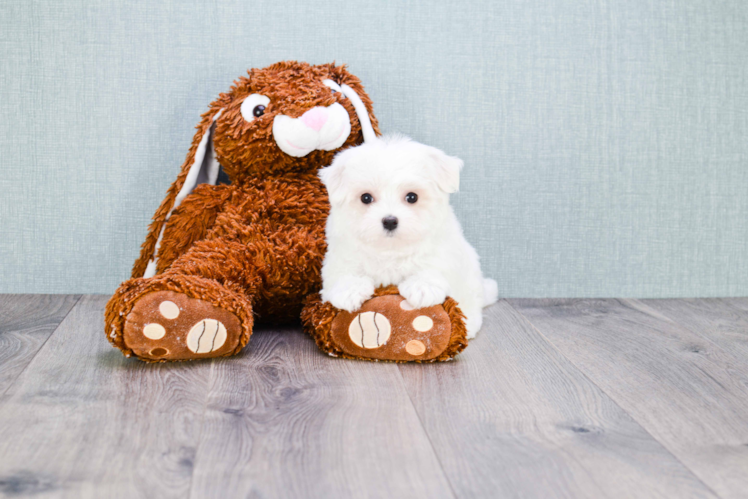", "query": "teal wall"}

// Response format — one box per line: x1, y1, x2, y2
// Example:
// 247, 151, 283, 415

1, 0, 747, 297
